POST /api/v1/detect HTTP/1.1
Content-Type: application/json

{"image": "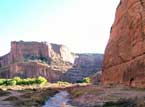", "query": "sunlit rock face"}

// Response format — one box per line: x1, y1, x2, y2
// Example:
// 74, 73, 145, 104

9, 62, 63, 82
0, 41, 103, 82
102, 0, 145, 88
10, 41, 75, 64
0, 41, 75, 81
